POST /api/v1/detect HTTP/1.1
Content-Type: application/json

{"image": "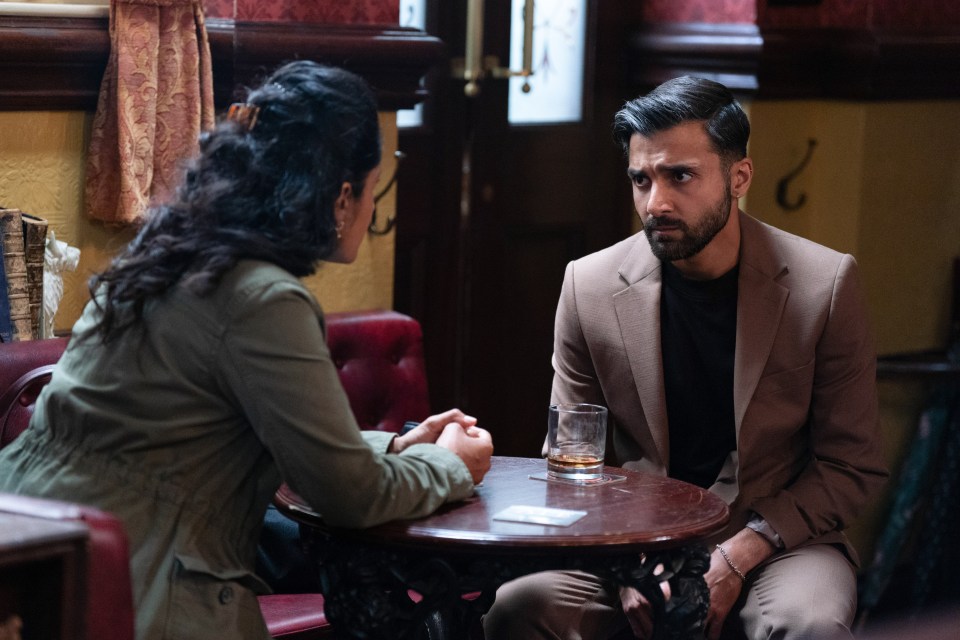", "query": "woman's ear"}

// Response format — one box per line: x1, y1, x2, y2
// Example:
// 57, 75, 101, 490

335, 182, 354, 210
334, 181, 354, 226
